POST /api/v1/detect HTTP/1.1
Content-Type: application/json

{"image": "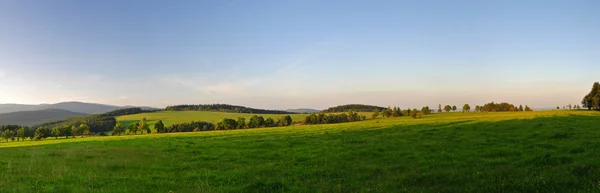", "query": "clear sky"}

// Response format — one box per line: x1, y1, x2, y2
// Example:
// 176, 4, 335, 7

0, 0, 599, 109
